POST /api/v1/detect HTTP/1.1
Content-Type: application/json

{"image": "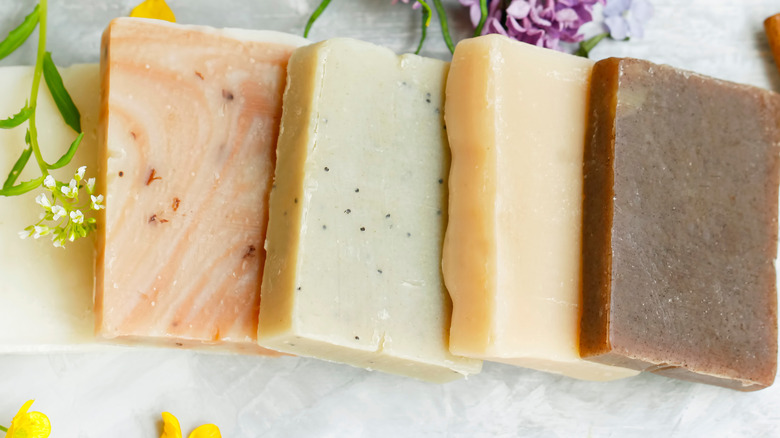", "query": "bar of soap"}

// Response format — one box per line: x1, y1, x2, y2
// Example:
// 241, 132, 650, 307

441, 35, 636, 381
95, 18, 307, 352
580, 57, 780, 391
765, 14, 780, 75
0, 65, 104, 351
257, 38, 481, 382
